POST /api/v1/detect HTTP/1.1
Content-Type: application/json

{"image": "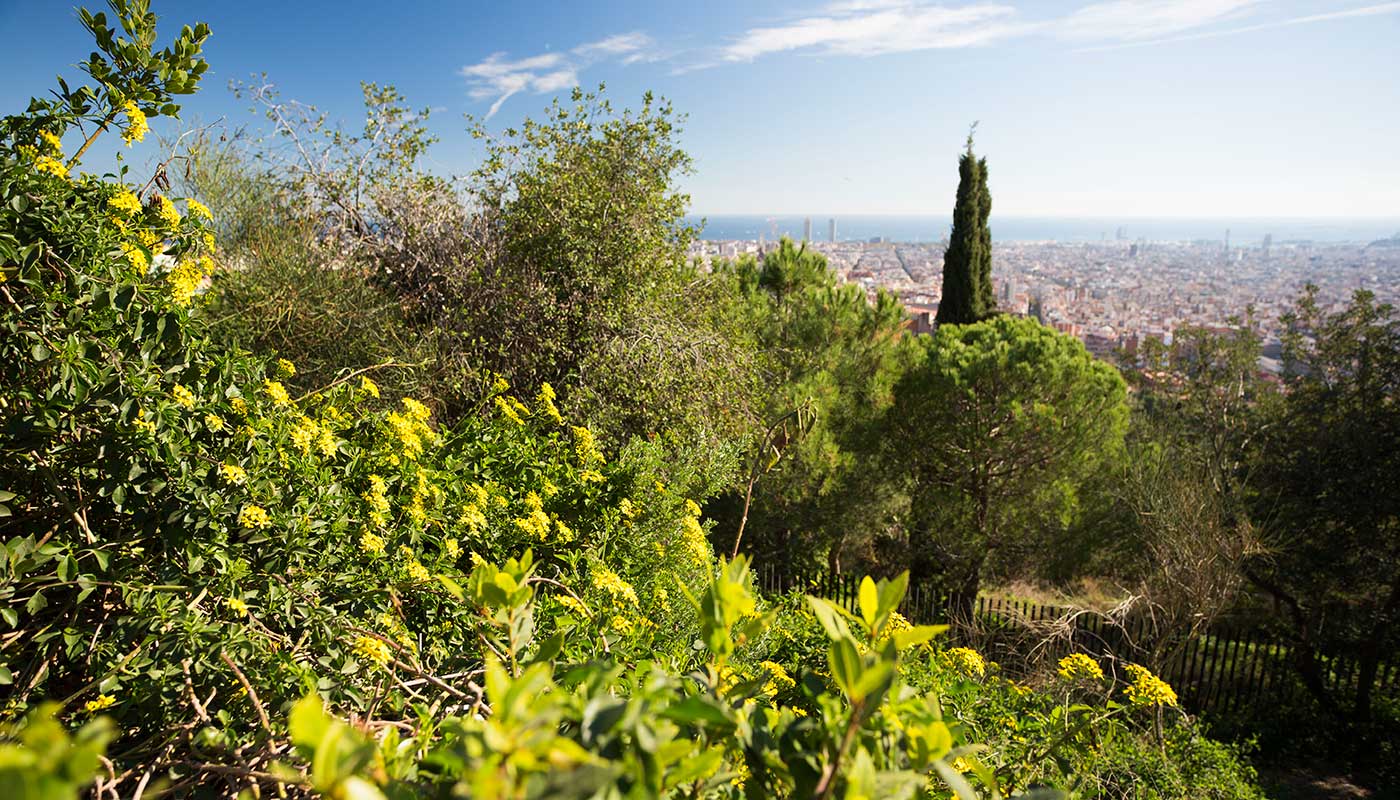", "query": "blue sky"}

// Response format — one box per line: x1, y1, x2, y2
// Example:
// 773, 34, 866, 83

3, 0, 1398, 217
